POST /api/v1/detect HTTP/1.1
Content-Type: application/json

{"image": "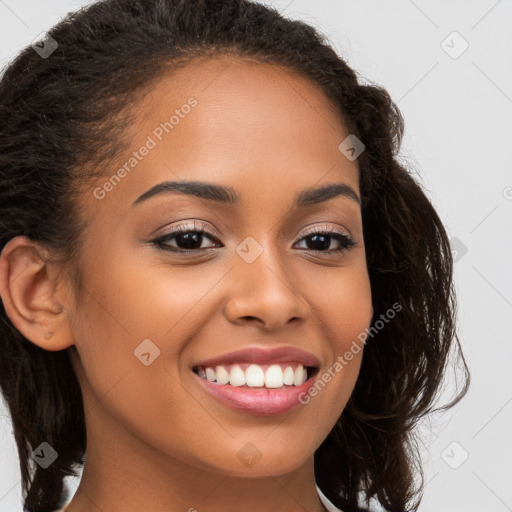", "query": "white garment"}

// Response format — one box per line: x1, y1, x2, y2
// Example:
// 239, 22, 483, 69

54, 484, 344, 512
